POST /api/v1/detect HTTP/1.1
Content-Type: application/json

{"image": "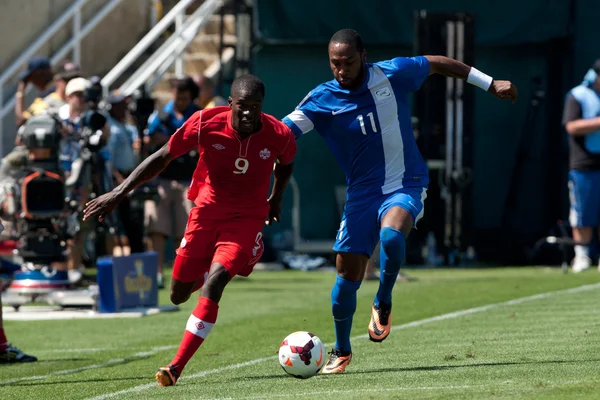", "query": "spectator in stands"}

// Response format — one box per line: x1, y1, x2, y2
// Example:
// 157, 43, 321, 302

15, 57, 54, 127
145, 76, 200, 288
106, 93, 144, 255
15, 60, 81, 146
24, 61, 81, 121
193, 74, 227, 108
